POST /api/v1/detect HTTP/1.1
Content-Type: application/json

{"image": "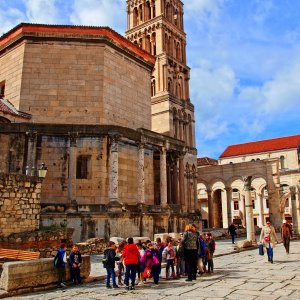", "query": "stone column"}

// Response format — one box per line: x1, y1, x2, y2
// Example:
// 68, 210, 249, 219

68, 134, 77, 205
240, 194, 246, 227
225, 187, 232, 226
26, 131, 37, 176
179, 155, 185, 208
207, 189, 213, 228
160, 147, 168, 207
193, 172, 198, 211
109, 135, 119, 203
290, 186, 299, 235
257, 193, 264, 228
243, 176, 256, 242
137, 143, 145, 204
173, 160, 179, 204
